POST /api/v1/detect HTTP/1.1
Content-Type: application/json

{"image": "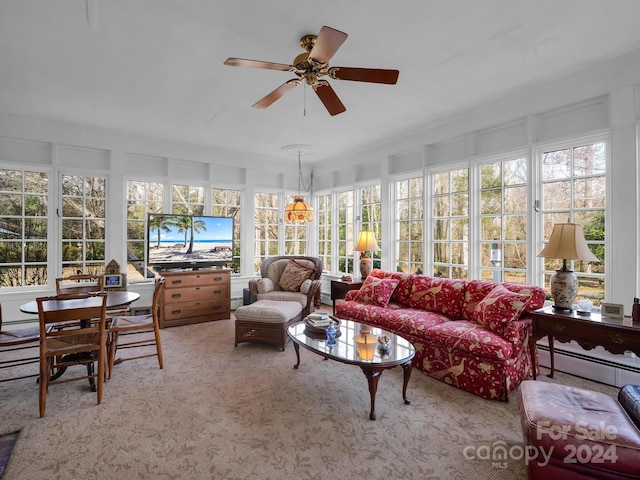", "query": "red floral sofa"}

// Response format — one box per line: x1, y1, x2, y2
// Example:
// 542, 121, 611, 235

335, 269, 546, 401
